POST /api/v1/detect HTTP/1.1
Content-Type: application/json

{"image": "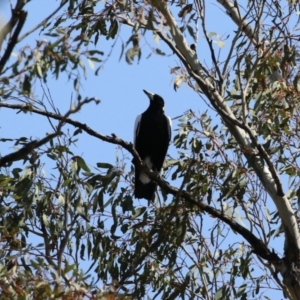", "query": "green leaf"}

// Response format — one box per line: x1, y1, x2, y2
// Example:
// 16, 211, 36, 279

73, 128, 82, 136
207, 32, 218, 38
163, 159, 179, 168
125, 47, 141, 65
107, 19, 118, 40
155, 48, 166, 55
178, 4, 193, 18
174, 74, 186, 91
217, 40, 225, 48
214, 287, 223, 300
86, 50, 104, 56
22, 75, 31, 95
119, 42, 125, 62
97, 190, 104, 212
36, 64, 43, 78
132, 207, 146, 218
97, 162, 113, 169
170, 66, 180, 74
121, 224, 129, 234
121, 195, 133, 213
77, 157, 91, 172
80, 244, 85, 260
236, 283, 247, 297
42, 214, 50, 227
62, 178, 72, 187
87, 58, 95, 70
187, 25, 197, 42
